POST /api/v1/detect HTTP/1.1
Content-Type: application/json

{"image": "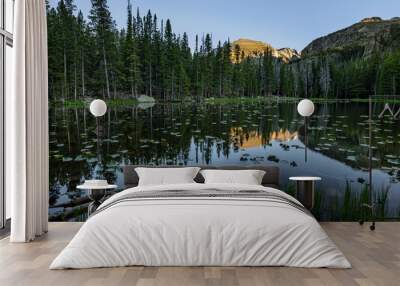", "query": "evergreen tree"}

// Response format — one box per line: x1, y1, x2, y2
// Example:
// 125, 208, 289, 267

263, 47, 275, 96
311, 61, 321, 97
222, 40, 233, 96
88, 0, 116, 98
279, 64, 288, 96
378, 51, 400, 95
57, 0, 76, 99
122, 0, 140, 97
47, 0, 399, 102
162, 19, 176, 99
